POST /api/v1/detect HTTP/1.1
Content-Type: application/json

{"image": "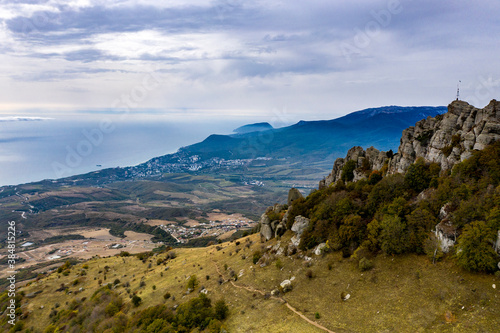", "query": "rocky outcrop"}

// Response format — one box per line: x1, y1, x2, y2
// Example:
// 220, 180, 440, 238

290, 215, 310, 247
259, 214, 273, 241
320, 146, 388, 187
288, 188, 303, 206
389, 99, 500, 174
435, 221, 457, 253
321, 100, 500, 187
